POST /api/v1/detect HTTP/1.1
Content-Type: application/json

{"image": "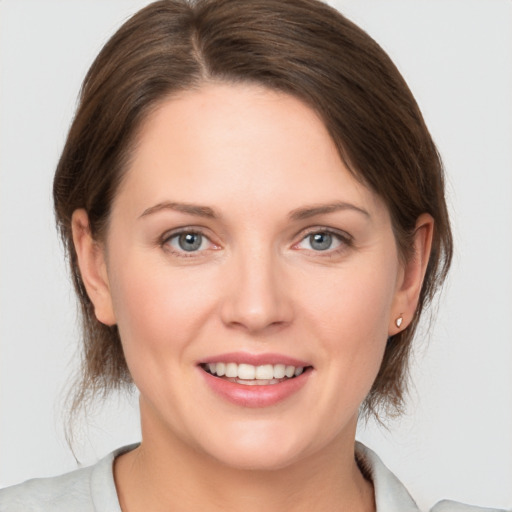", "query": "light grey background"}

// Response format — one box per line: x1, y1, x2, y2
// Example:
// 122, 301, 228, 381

1, 1, 511, 510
